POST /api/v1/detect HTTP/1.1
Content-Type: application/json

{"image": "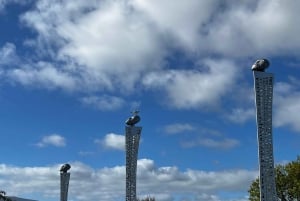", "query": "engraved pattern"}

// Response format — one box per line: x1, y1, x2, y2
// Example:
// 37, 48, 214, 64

253, 71, 277, 201
126, 126, 142, 201
60, 172, 70, 201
